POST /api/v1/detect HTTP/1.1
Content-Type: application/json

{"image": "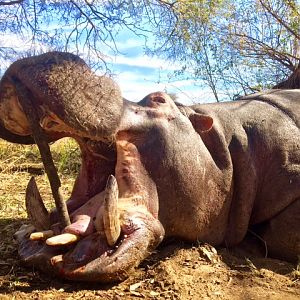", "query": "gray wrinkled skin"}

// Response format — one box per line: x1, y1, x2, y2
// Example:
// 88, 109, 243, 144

0, 53, 299, 282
